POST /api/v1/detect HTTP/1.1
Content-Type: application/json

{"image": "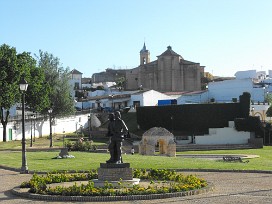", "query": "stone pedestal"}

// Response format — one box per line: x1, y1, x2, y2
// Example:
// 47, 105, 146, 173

98, 163, 132, 181
93, 163, 140, 187
59, 148, 69, 157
